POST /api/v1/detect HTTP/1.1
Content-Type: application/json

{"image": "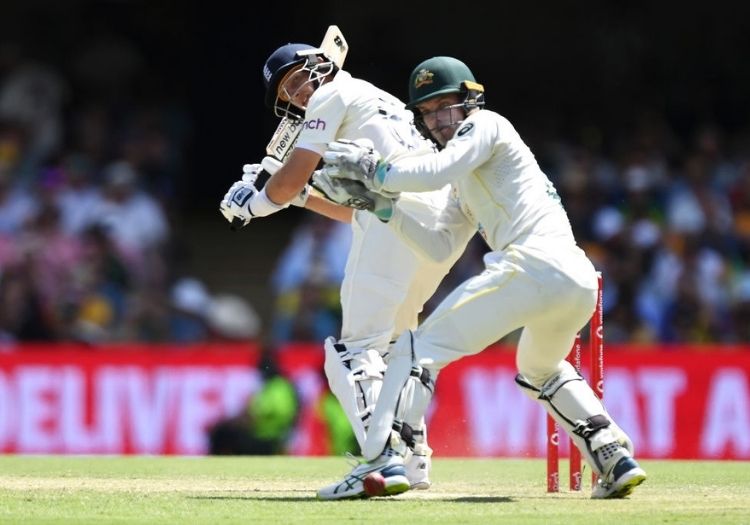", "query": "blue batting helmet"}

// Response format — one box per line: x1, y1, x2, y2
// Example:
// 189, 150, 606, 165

262, 43, 318, 110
